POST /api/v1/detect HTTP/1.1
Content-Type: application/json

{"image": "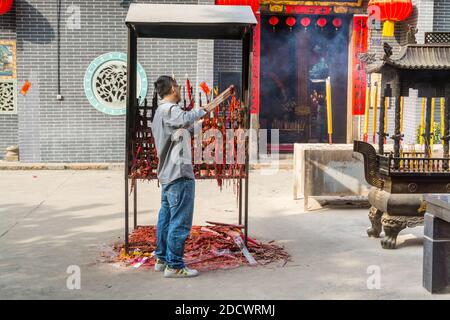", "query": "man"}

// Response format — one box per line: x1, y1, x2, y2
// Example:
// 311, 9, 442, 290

150, 75, 221, 278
